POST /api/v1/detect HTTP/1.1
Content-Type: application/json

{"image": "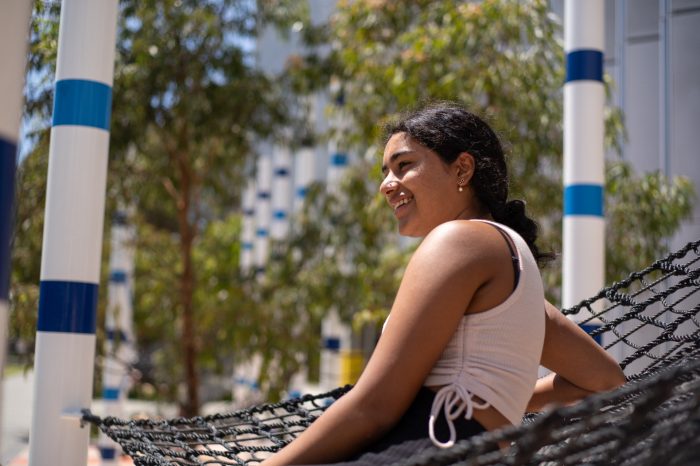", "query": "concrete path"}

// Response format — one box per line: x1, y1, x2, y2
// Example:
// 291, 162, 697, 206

2, 370, 33, 464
